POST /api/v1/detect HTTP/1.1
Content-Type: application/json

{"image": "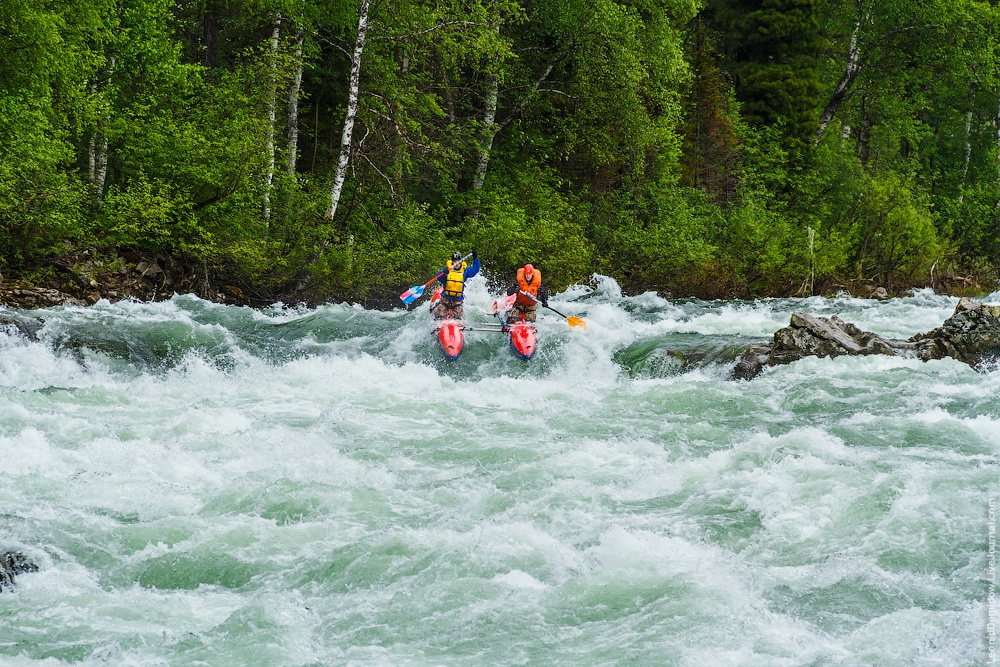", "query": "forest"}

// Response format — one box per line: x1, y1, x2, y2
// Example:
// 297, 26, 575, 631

2, 0, 999, 304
